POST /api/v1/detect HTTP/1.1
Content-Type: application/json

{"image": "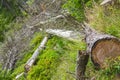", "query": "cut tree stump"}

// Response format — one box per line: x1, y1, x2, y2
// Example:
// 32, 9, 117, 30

76, 50, 89, 80
82, 22, 120, 69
